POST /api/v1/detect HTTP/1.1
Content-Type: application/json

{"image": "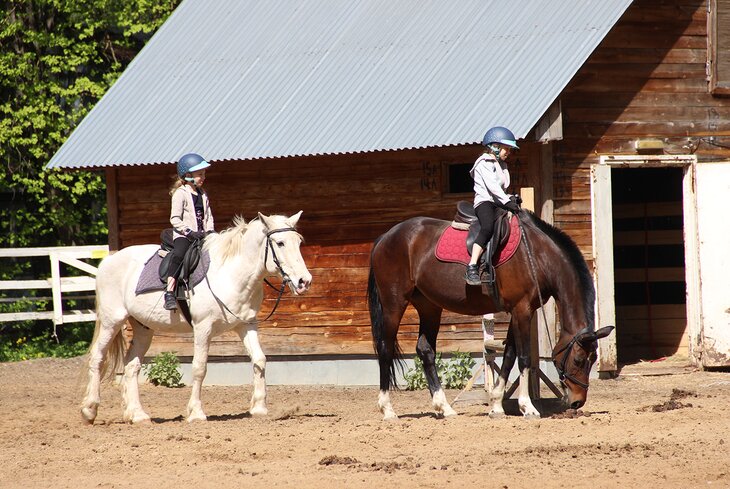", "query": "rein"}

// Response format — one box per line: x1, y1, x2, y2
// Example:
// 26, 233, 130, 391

517, 213, 591, 390
206, 227, 296, 323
